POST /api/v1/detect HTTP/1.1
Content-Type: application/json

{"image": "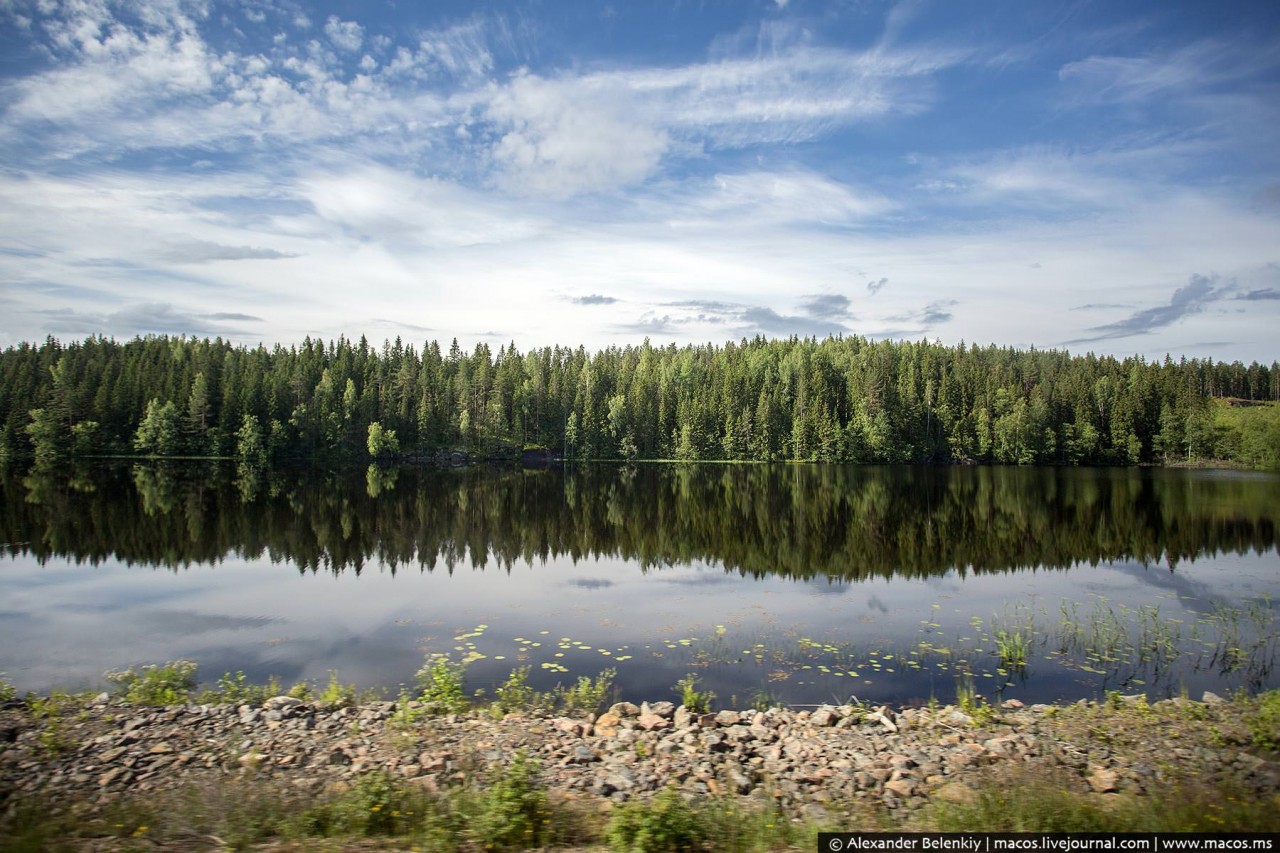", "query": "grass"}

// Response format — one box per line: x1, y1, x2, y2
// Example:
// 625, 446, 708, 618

929, 768, 1280, 832
675, 672, 715, 714
7, 758, 1278, 851
103, 659, 198, 705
